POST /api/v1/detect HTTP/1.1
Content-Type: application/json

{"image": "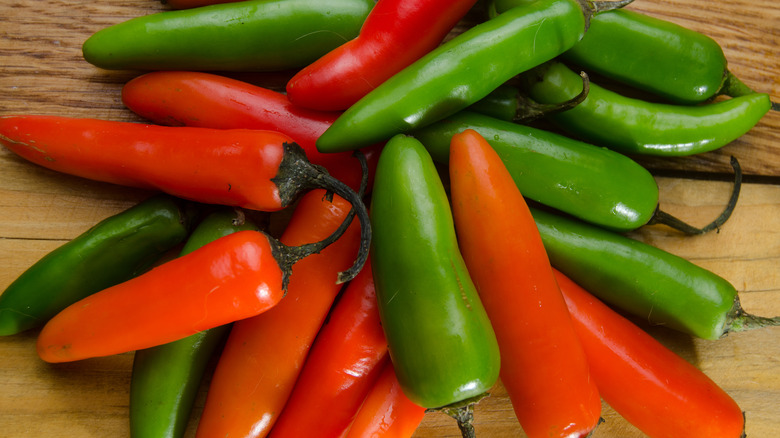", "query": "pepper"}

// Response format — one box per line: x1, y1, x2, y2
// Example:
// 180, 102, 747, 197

555, 269, 746, 438
120, 70, 379, 193
0, 194, 195, 336
269, 260, 388, 438
369, 134, 500, 430
411, 110, 659, 232
82, 0, 373, 72
560, 9, 755, 104
521, 61, 771, 156
342, 361, 427, 438
285, 0, 478, 111
129, 207, 260, 438
0, 115, 370, 282
316, 0, 634, 152
530, 206, 780, 340
449, 129, 601, 438
195, 188, 362, 438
